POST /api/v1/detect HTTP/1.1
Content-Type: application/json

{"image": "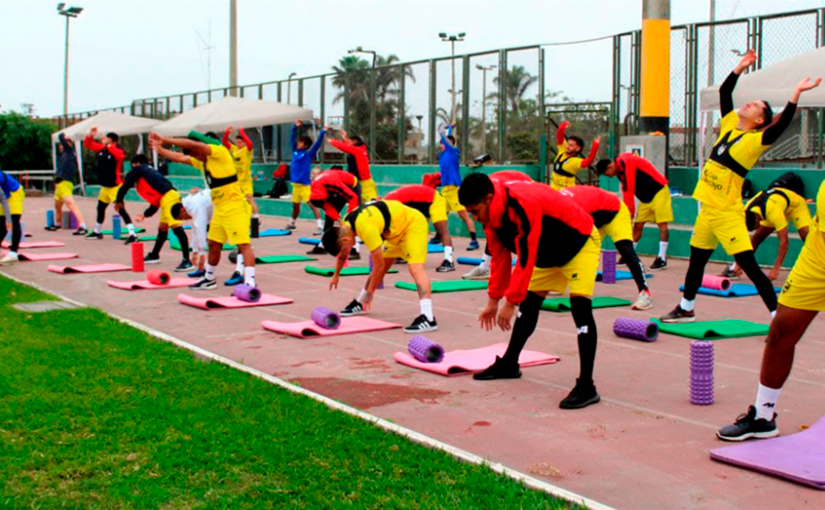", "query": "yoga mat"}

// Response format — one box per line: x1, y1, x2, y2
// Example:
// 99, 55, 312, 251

427, 244, 445, 253
457, 256, 515, 267
256, 255, 316, 264
678, 283, 781, 298
394, 343, 559, 377
710, 415, 825, 489
107, 278, 193, 291
169, 236, 234, 251
652, 318, 769, 340
395, 280, 488, 293
101, 227, 145, 235
261, 316, 401, 338
17, 252, 78, 262
258, 228, 292, 237
48, 263, 131, 274
596, 270, 653, 282
1, 241, 65, 249
178, 293, 293, 310
541, 296, 632, 312
299, 237, 321, 246
138, 235, 157, 242
304, 266, 398, 277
